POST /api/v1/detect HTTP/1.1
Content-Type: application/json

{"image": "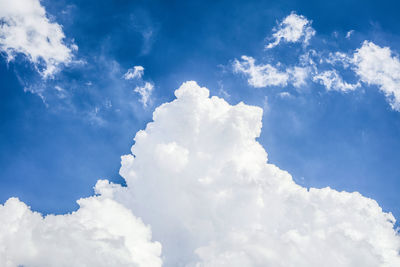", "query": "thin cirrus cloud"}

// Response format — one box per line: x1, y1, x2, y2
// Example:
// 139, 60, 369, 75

234, 12, 400, 112
1, 81, 400, 266
0, 0, 76, 77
